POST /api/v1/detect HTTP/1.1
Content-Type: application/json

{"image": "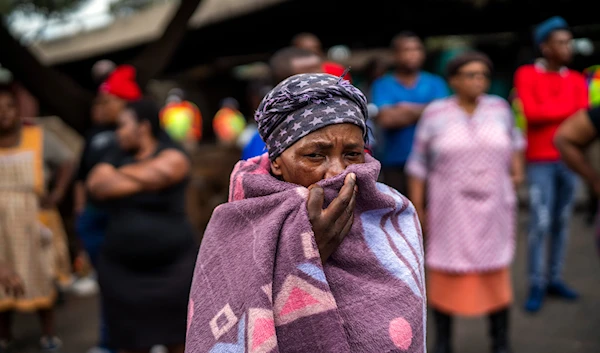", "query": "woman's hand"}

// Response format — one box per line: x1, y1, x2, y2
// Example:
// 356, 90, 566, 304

0, 262, 24, 297
307, 173, 357, 264
40, 190, 63, 210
